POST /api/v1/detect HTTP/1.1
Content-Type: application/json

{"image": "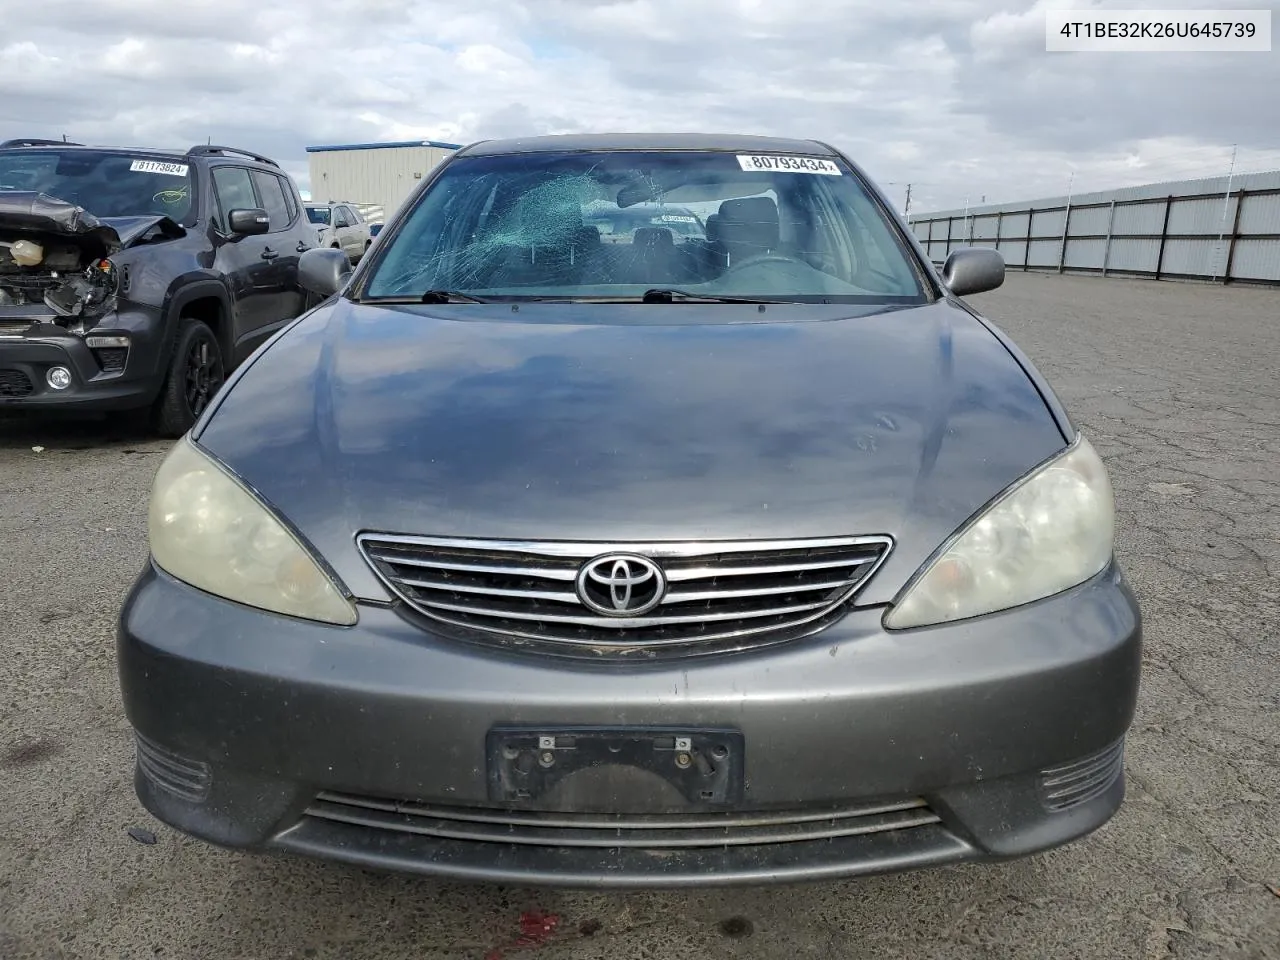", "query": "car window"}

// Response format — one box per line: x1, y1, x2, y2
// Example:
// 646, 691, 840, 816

212, 167, 258, 231
0, 149, 197, 225
306, 206, 331, 225
251, 170, 292, 232
335, 207, 353, 227
584, 204, 705, 243
279, 176, 299, 222
365, 150, 927, 304
343, 206, 362, 224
